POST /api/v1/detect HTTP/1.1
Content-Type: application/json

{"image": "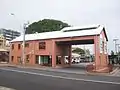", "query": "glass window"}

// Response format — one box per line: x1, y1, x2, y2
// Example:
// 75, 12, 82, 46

25, 43, 29, 47
39, 42, 46, 49
17, 57, 22, 64
35, 55, 39, 64
12, 44, 14, 49
11, 56, 14, 62
18, 44, 21, 49
26, 55, 29, 63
